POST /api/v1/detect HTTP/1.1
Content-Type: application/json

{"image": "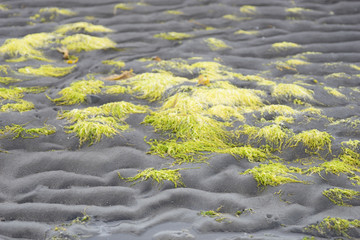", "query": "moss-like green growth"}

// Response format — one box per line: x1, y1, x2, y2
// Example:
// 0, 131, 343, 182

200, 206, 226, 222
274, 116, 295, 124
260, 104, 298, 116
234, 29, 258, 35
240, 124, 290, 151
65, 116, 128, 146
219, 146, 268, 162
206, 105, 245, 121
275, 59, 310, 71
55, 22, 113, 34
287, 129, 333, 154
0, 4, 8, 11
0, 77, 22, 85
165, 10, 184, 15
50, 79, 104, 105
154, 32, 194, 41
240, 5, 257, 15
286, 7, 311, 14
39, 7, 76, 16
0, 33, 56, 62
204, 38, 231, 51
60, 34, 116, 52
323, 188, 360, 206
304, 217, 360, 239
118, 168, 185, 187
325, 72, 351, 80
240, 161, 305, 187
223, 14, 250, 21
272, 42, 302, 51
1, 100, 35, 112
192, 84, 264, 107
272, 83, 314, 101
0, 123, 56, 139
127, 71, 188, 102
18, 64, 76, 77
0, 87, 24, 100
114, 3, 134, 13
102, 60, 125, 69
104, 85, 127, 95
324, 86, 346, 99
59, 101, 147, 146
